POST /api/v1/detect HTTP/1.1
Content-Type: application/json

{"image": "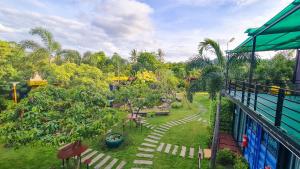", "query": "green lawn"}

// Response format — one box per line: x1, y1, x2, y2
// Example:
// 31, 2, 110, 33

0, 92, 213, 169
